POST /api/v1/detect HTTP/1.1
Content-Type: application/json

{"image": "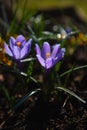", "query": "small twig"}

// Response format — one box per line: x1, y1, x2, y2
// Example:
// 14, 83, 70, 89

62, 95, 69, 108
